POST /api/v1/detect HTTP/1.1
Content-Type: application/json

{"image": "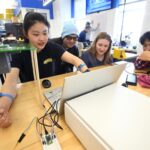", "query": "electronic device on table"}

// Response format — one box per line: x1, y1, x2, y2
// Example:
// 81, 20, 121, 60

44, 63, 126, 114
